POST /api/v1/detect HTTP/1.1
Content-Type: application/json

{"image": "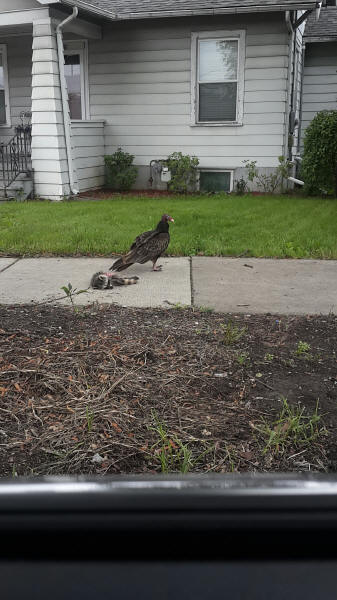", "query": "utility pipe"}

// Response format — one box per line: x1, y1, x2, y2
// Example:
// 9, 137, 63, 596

56, 6, 79, 195
288, 176, 305, 186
